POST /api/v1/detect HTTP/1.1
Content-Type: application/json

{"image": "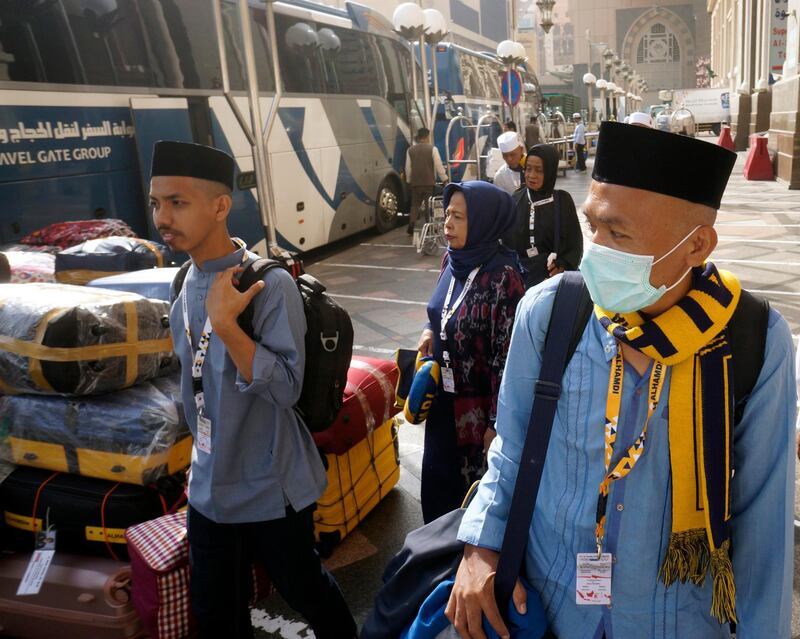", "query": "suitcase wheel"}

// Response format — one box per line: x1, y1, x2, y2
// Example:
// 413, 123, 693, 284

90, 324, 109, 337
160, 315, 171, 329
